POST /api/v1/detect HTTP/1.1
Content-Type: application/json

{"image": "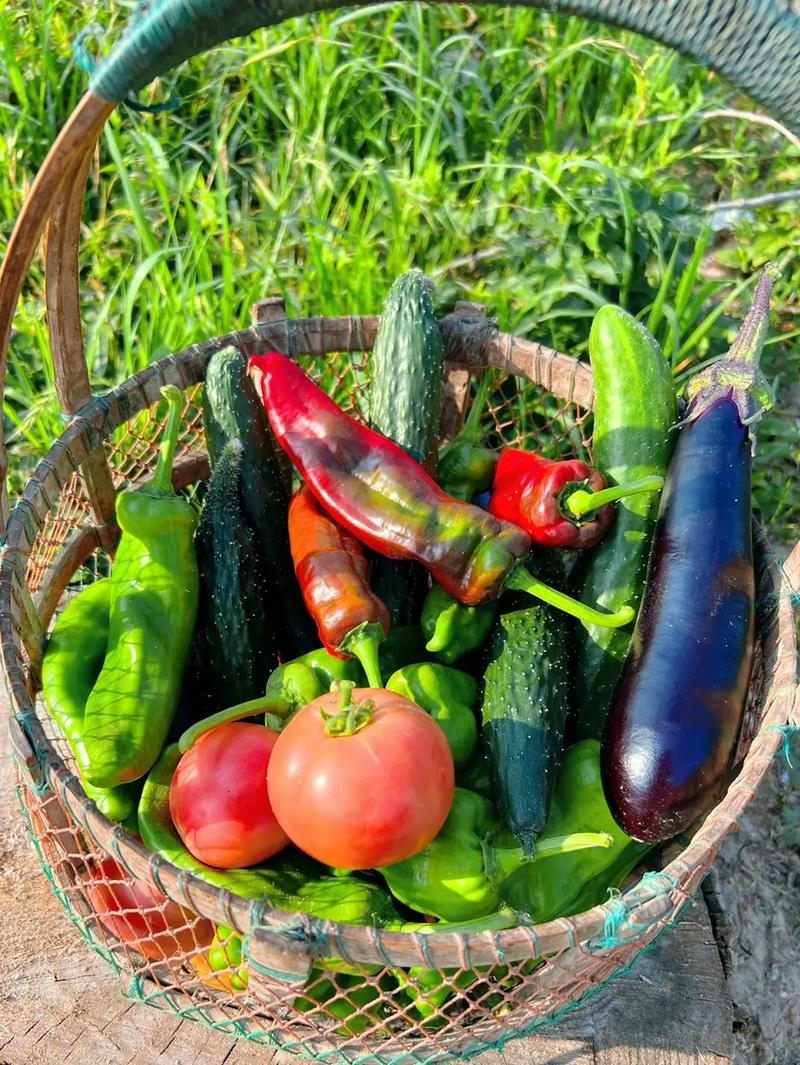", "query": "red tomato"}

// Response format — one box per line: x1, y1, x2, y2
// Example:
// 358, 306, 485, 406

267, 686, 454, 868
86, 857, 214, 962
169, 723, 289, 869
